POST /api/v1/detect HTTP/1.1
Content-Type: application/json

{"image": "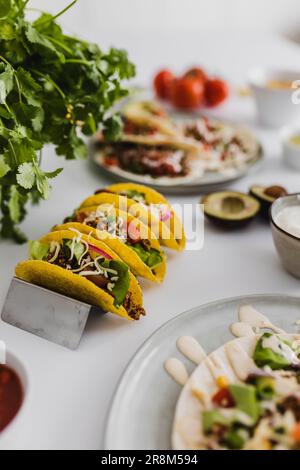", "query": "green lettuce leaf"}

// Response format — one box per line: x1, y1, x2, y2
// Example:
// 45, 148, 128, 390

29, 240, 49, 260
109, 260, 130, 307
